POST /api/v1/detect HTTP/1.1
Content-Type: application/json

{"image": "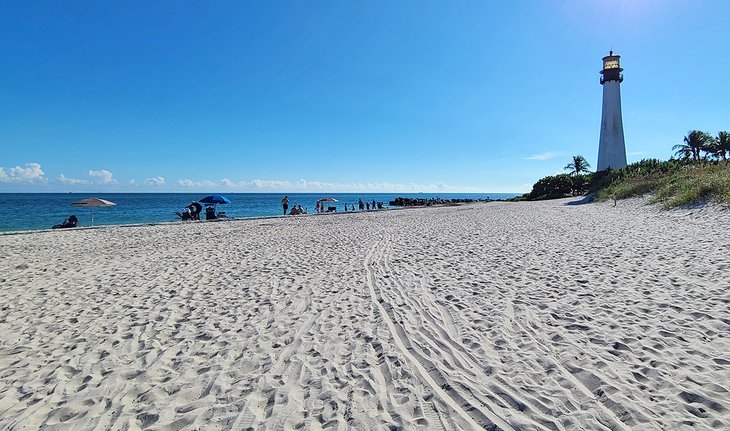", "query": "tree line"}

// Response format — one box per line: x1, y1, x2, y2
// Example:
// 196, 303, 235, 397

523, 130, 728, 201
